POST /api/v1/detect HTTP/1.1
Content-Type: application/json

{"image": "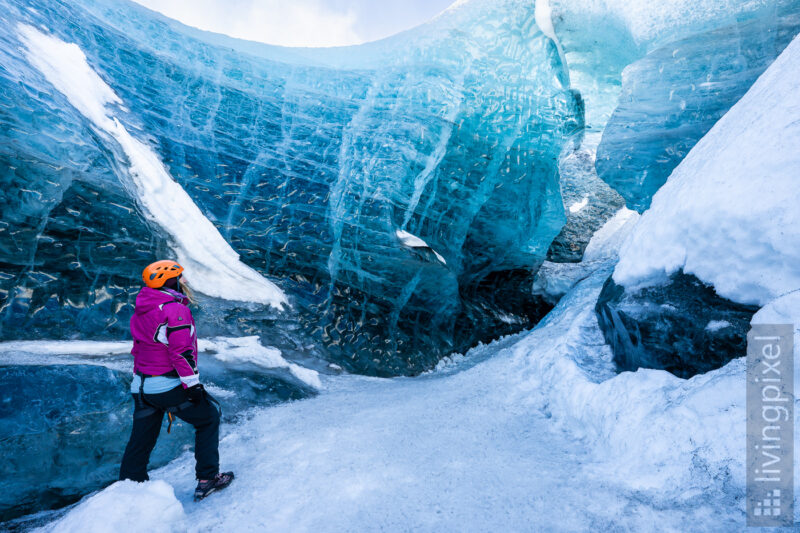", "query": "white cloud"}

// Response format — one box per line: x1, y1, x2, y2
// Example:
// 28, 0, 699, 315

133, 0, 363, 47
